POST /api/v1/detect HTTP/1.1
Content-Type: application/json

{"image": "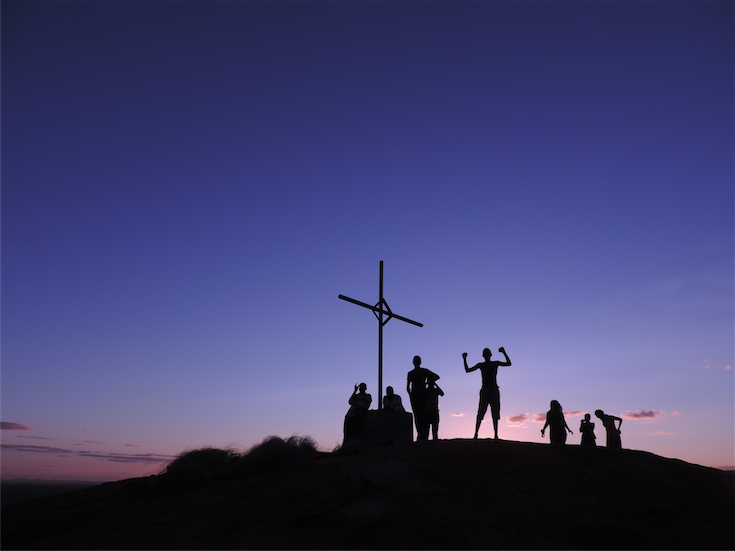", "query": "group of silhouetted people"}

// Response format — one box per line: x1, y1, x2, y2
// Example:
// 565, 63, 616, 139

343, 355, 446, 443
344, 345, 624, 449
344, 346, 511, 443
541, 400, 623, 448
